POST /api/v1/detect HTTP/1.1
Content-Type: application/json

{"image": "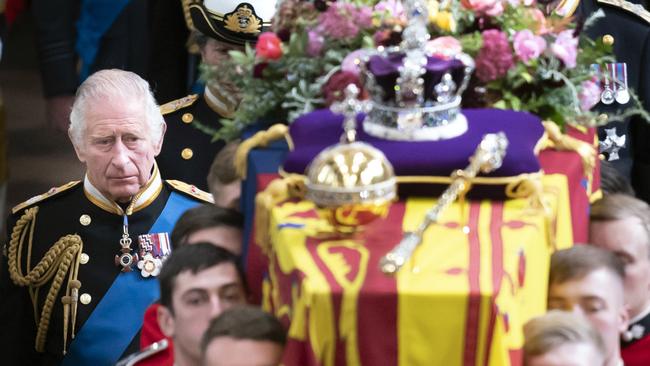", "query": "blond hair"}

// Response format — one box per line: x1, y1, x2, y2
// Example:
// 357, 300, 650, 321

524, 311, 605, 361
